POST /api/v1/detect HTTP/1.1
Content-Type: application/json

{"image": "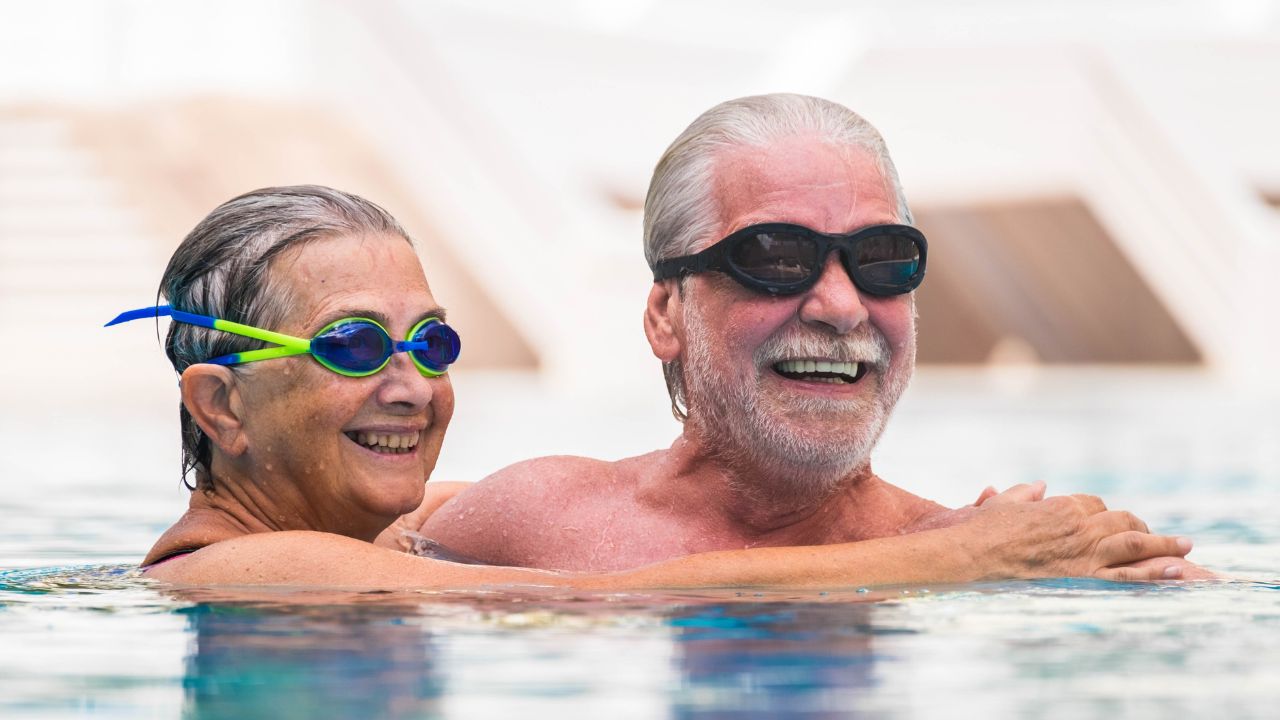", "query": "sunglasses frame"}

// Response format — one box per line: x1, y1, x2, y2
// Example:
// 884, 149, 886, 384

652, 222, 928, 297
105, 306, 459, 377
